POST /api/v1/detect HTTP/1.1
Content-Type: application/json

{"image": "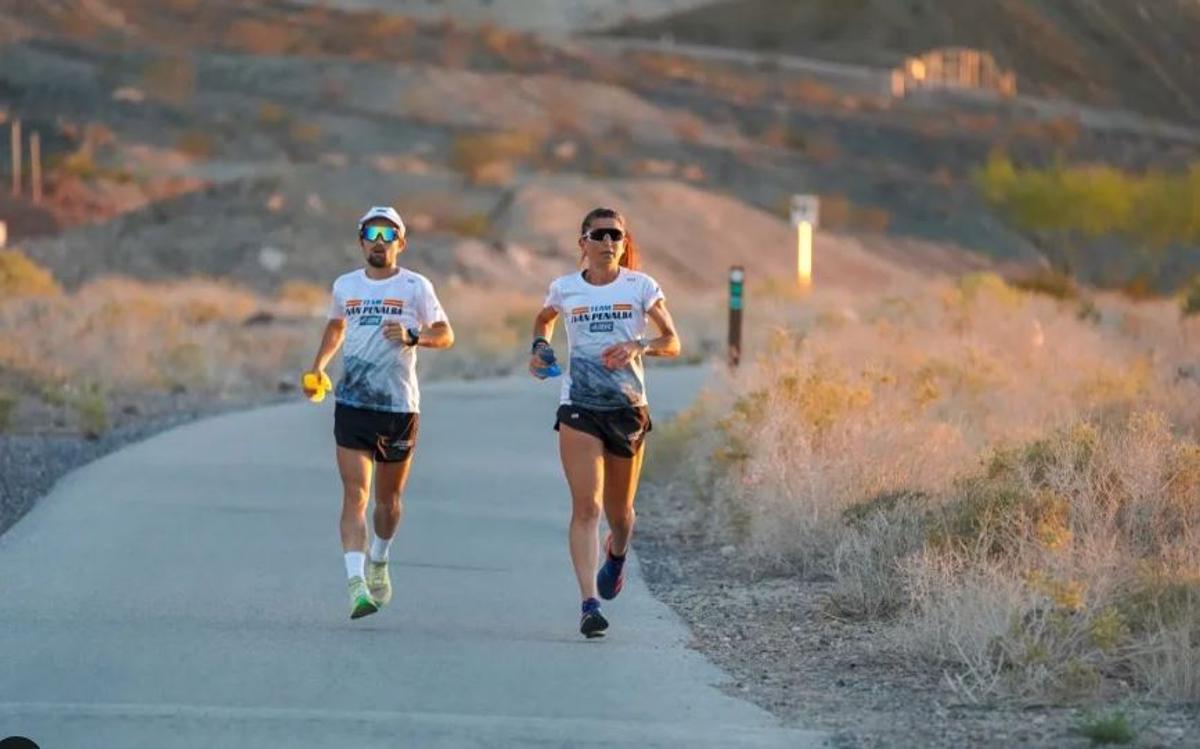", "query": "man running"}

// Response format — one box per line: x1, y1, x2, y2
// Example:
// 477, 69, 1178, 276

303, 206, 454, 619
